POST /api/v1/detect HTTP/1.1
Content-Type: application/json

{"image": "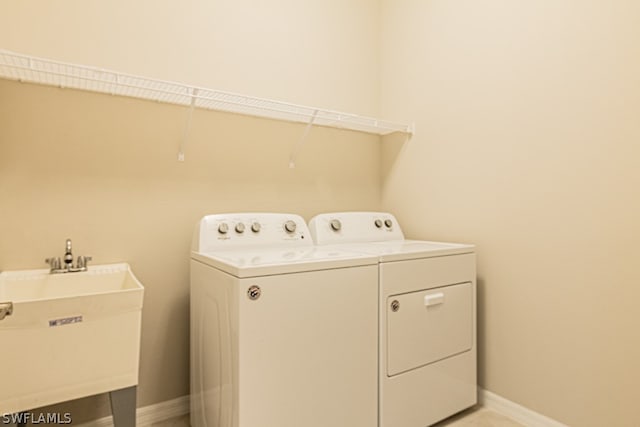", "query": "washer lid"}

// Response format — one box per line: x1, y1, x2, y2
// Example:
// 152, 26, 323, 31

333, 240, 475, 262
192, 247, 378, 278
